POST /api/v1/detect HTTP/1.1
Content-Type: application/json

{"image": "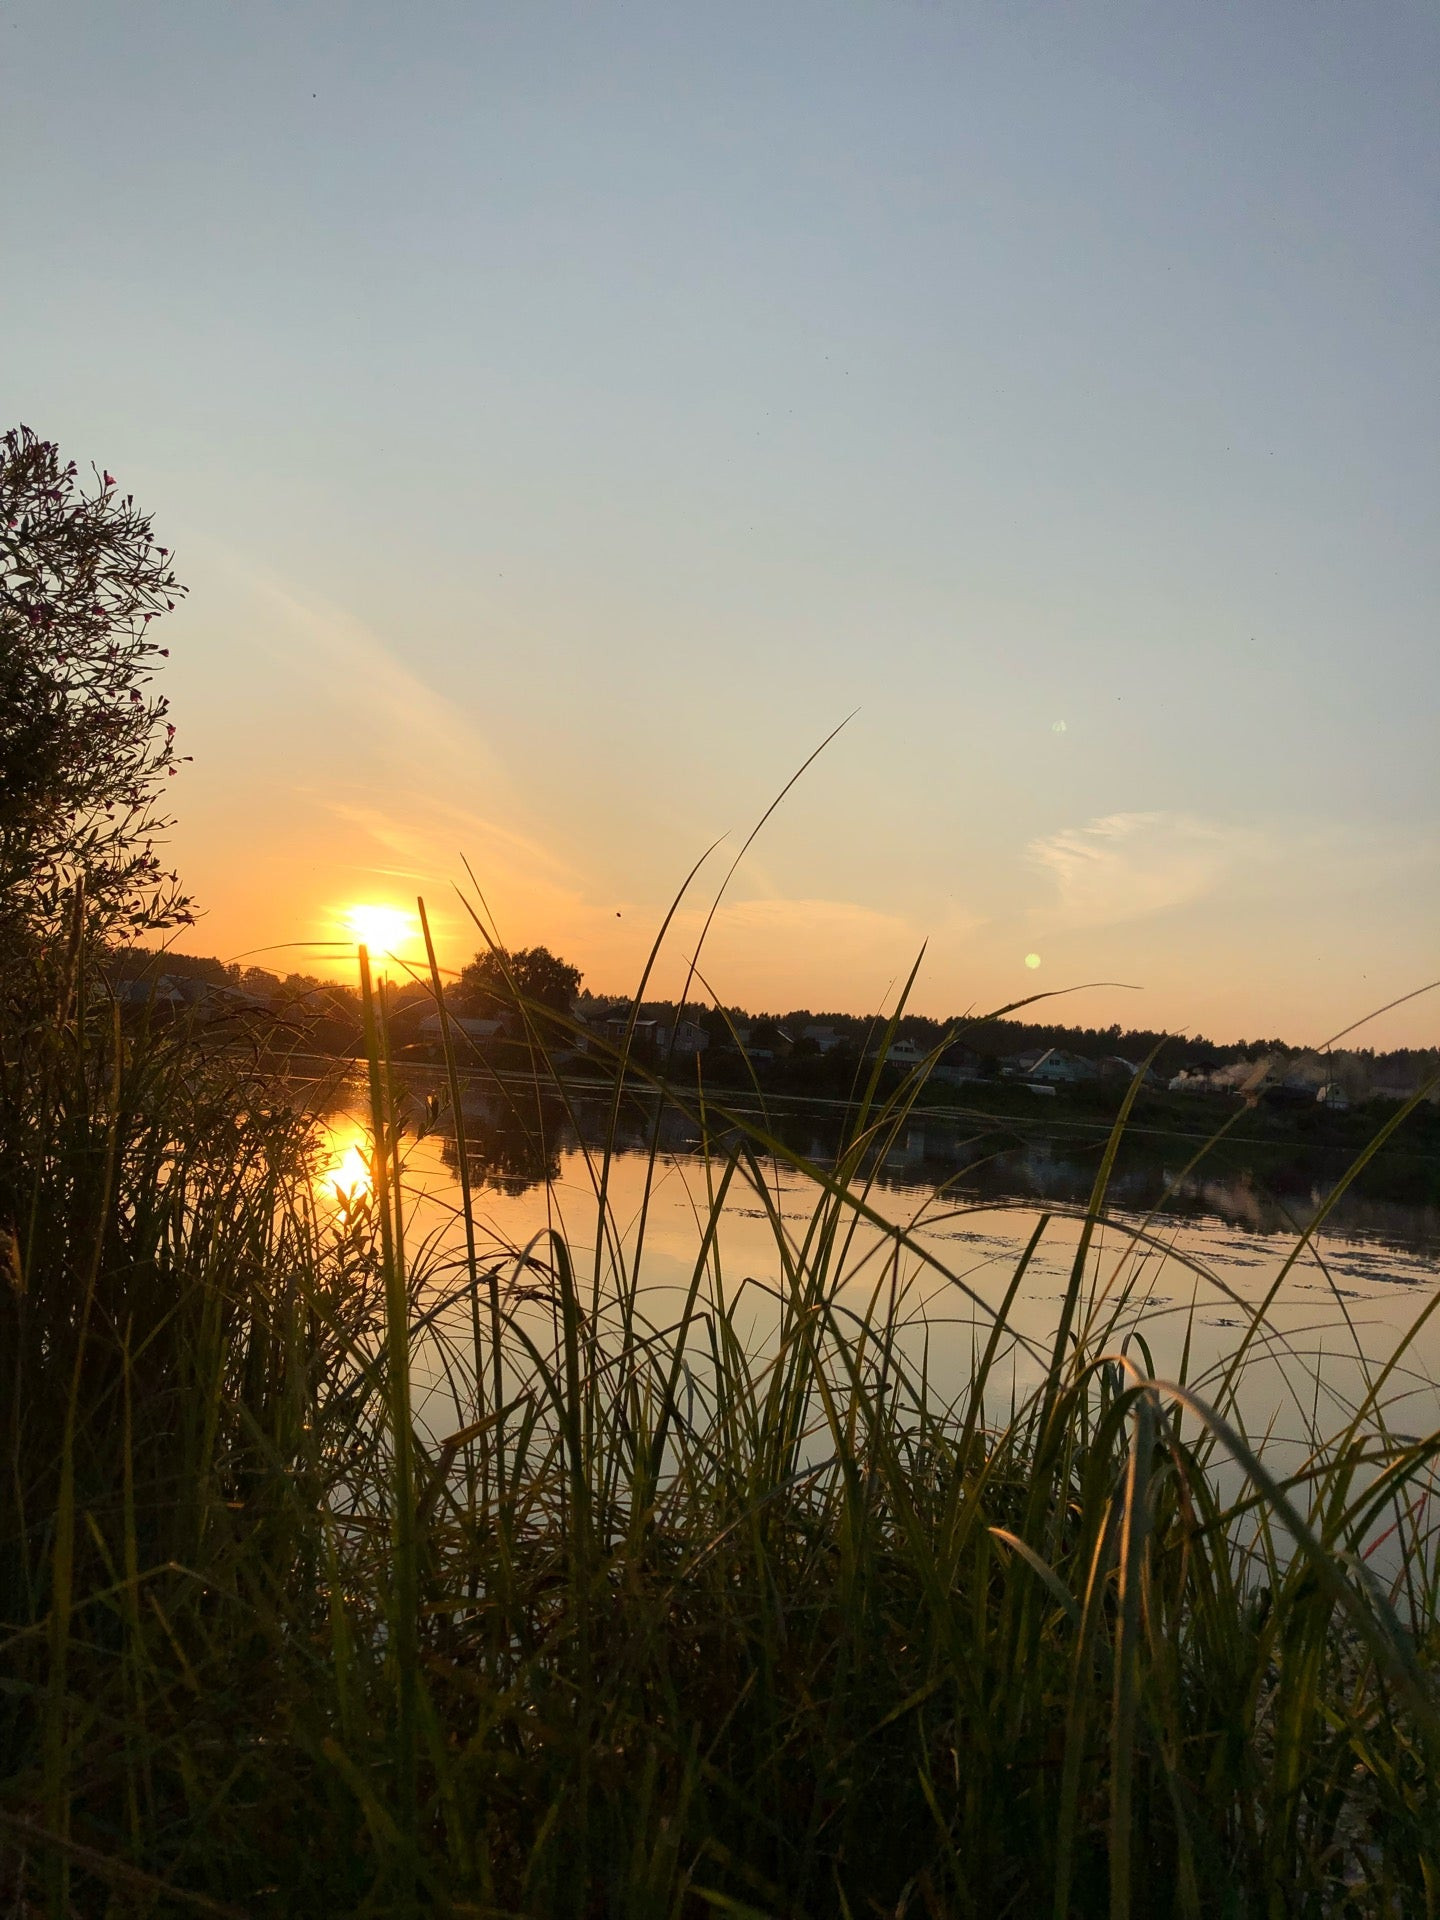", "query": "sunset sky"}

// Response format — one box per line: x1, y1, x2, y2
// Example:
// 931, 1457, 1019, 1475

5, 2, 1437, 1045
